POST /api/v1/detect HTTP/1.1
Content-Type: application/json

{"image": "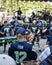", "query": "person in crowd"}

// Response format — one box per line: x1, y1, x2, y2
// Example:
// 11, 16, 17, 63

0, 23, 4, 46
10, 15, 19, 35
26, 30, 34, 43
10, 15, 18, 28
37, 18, 43, 38
0, 22, 4, 37
1, 20, 13, 52
29, 12, 35, 23
37, 23, 52, 64
2, 13, 5, 22
0, 54, 16, 65
17, 7, 22, 16
8, 27, 37, 65
42, 21, 52, 36
45, 26, 52, 48
28, 20, 41, 52
16, 7, 22, 20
